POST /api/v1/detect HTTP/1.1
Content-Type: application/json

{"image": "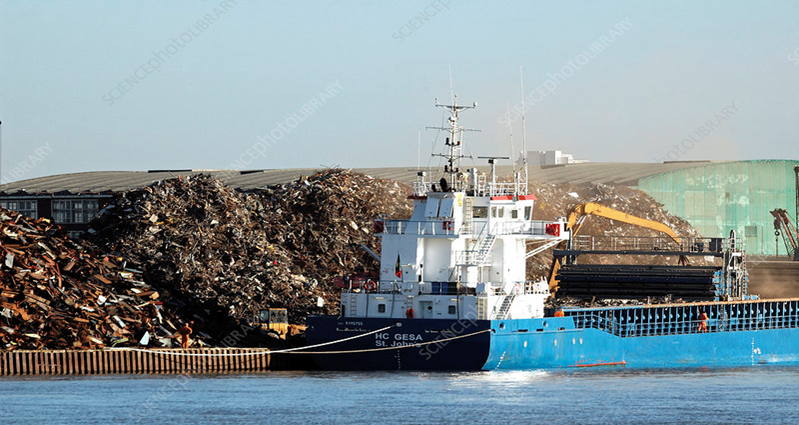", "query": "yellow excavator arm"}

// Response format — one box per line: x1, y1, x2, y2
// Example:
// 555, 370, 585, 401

549, 202, 684, 290
567, 202, 681, 245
